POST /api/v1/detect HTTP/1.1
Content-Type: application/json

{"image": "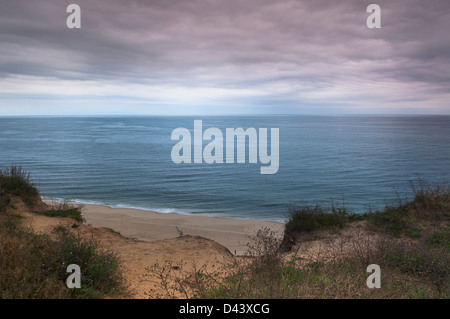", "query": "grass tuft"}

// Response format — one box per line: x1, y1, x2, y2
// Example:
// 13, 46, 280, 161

41, 201, 85, 223
0, 166, 38, 207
